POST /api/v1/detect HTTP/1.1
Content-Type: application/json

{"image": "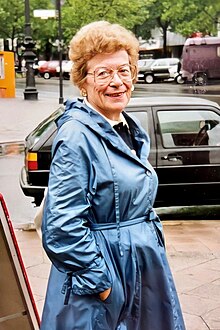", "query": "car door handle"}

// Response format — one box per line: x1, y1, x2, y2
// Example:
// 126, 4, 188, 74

161, 154, 182, 161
